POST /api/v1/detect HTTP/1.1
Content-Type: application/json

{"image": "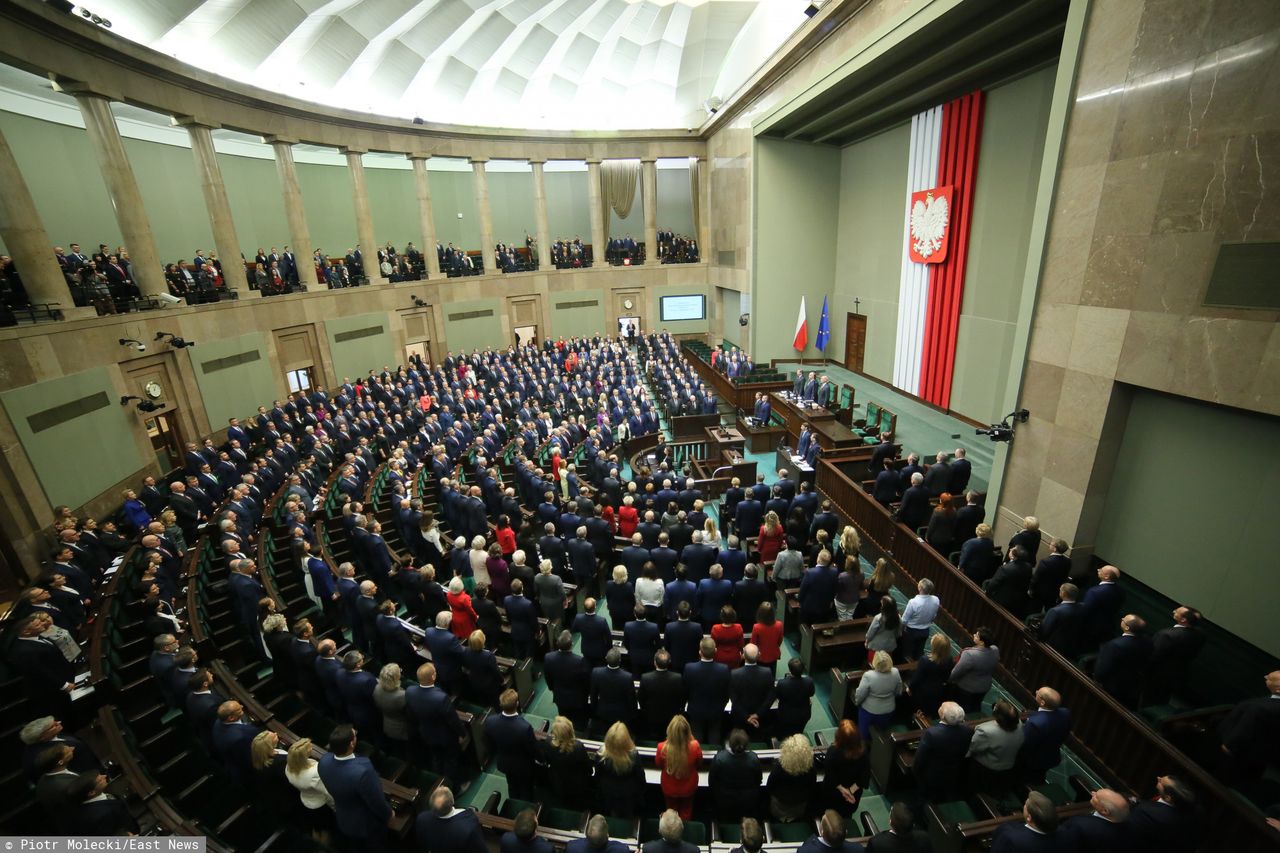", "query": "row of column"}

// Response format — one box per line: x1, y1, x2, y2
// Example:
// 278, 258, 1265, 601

0, 82, 711, 311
